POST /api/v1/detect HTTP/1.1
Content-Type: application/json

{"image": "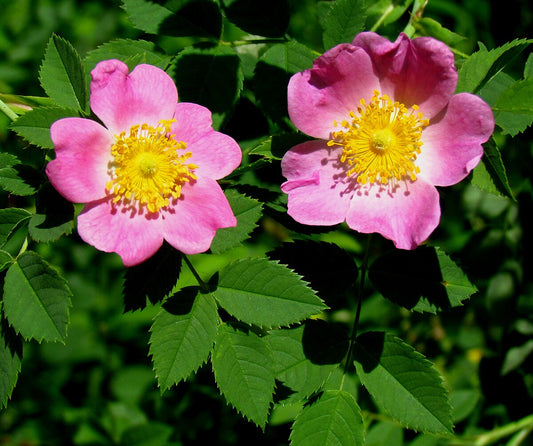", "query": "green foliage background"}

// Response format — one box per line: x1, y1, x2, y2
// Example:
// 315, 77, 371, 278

0, 0, 532, 445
